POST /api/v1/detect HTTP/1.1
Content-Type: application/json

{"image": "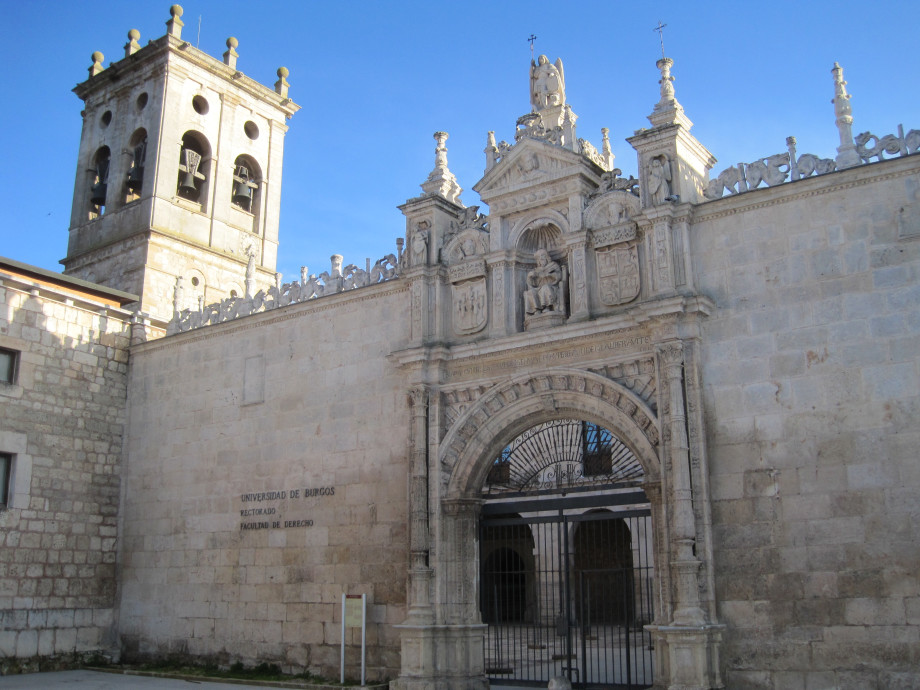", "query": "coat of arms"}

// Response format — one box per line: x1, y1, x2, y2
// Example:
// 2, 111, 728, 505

597, 243, 639, 306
